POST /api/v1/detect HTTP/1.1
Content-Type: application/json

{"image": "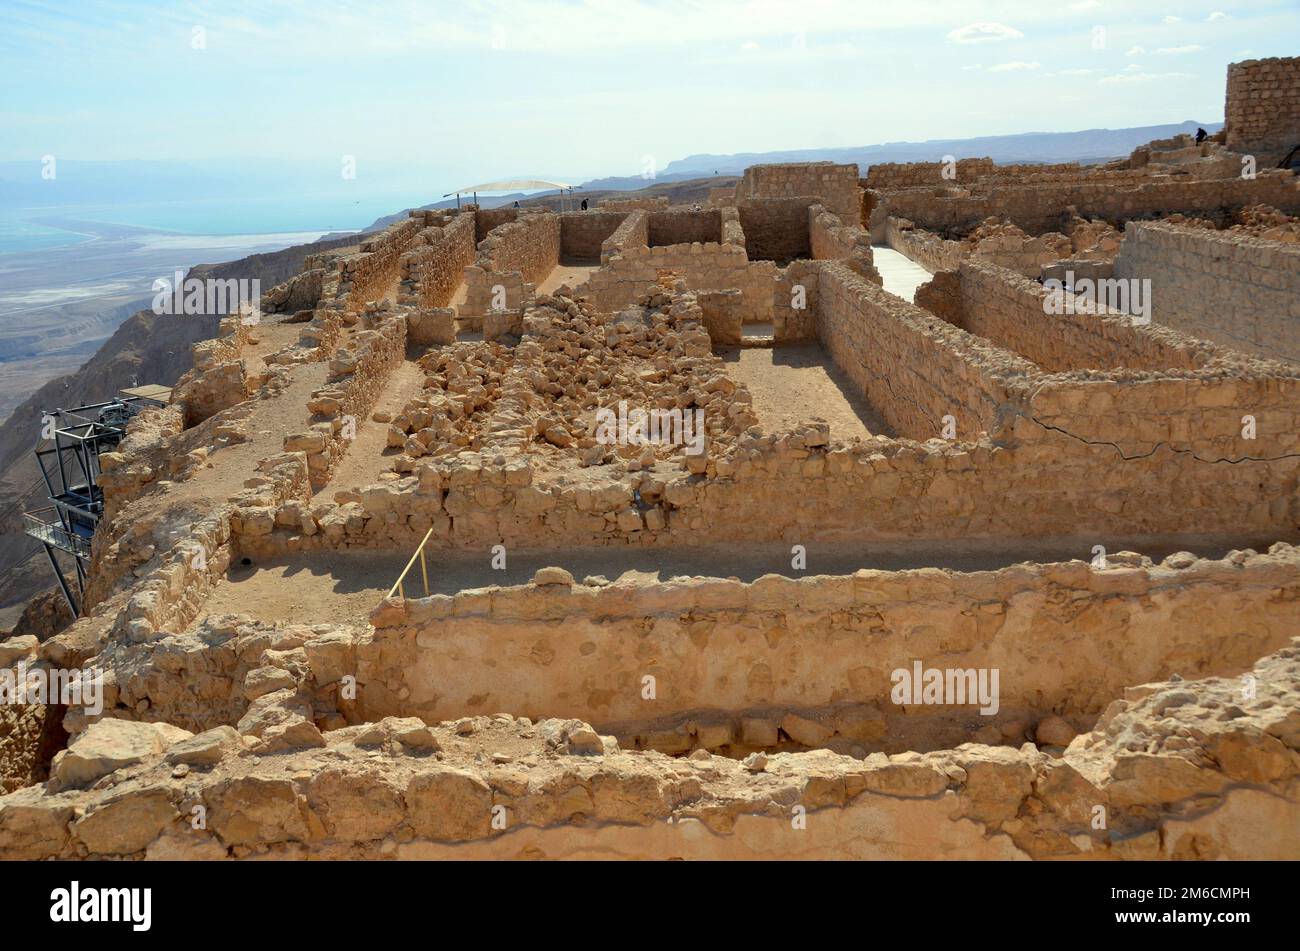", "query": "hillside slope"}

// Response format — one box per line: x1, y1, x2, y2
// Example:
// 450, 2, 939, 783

0, 231, 368, 627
